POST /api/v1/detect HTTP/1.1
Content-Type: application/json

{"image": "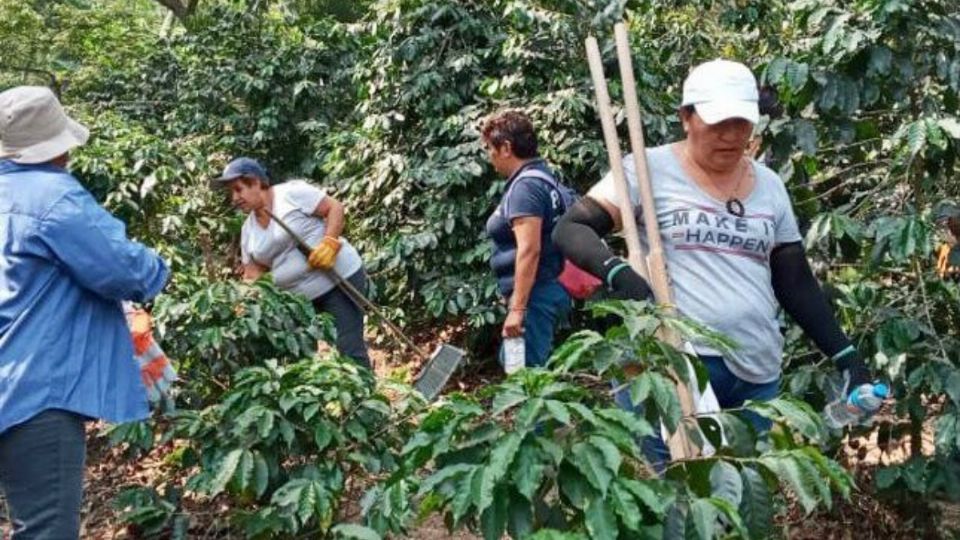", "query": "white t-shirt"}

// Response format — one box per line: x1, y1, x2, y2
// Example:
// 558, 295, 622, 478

241, 180, 363, 300
588, 144, 802, 384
